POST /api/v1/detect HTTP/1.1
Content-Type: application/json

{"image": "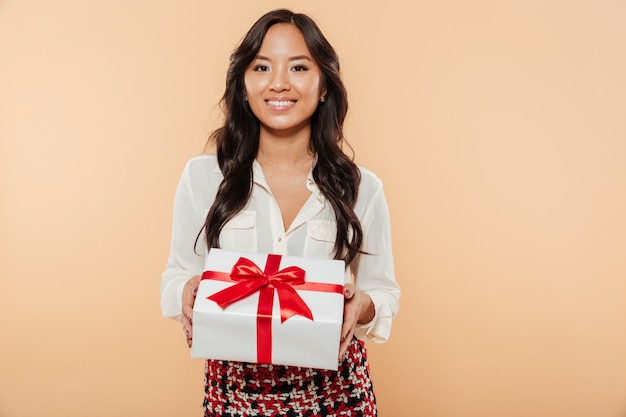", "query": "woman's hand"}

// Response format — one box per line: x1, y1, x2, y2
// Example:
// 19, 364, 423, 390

182, 275, 202, 348
339, 283, 374, 360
